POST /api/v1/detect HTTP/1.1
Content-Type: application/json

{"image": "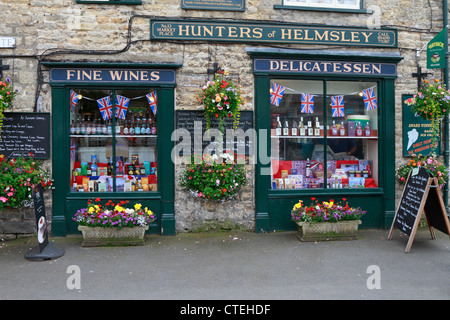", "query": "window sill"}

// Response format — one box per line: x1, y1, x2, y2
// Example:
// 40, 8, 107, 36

273, 5, 372, 14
